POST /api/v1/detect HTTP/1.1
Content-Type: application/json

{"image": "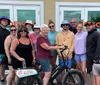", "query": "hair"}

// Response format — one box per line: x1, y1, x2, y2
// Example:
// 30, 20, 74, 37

10, 25, 16, 28
40, 24, 48, 30
48, 20, 55, 26
77, 22, 83, 27
17, 26, 29, 39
